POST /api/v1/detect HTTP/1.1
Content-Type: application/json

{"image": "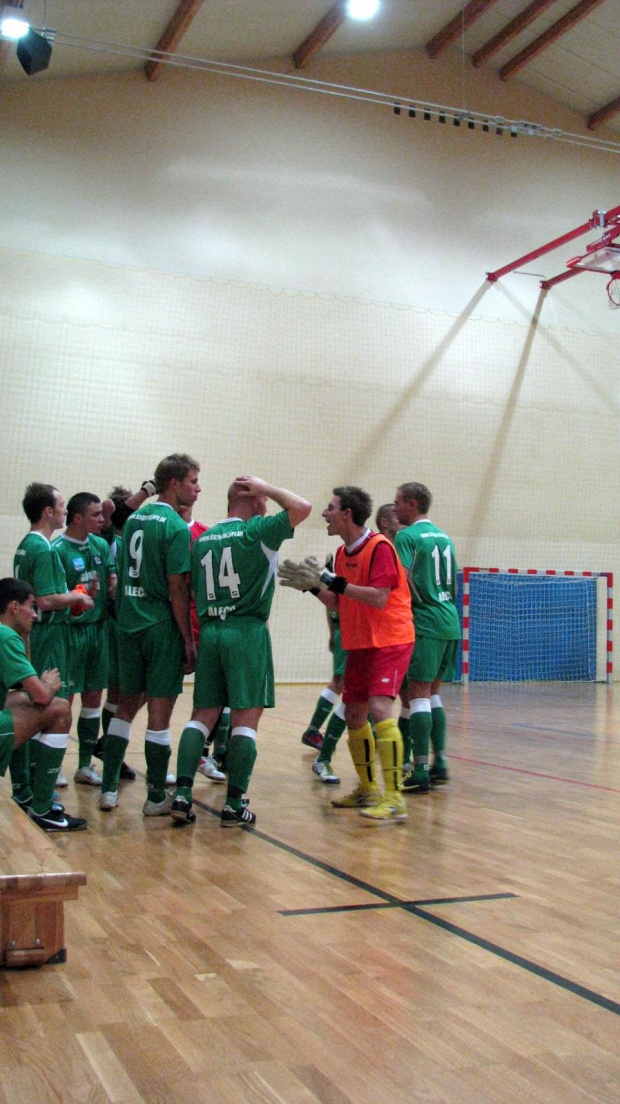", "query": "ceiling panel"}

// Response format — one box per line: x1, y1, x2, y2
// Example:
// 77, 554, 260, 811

2, 0, 620, 135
